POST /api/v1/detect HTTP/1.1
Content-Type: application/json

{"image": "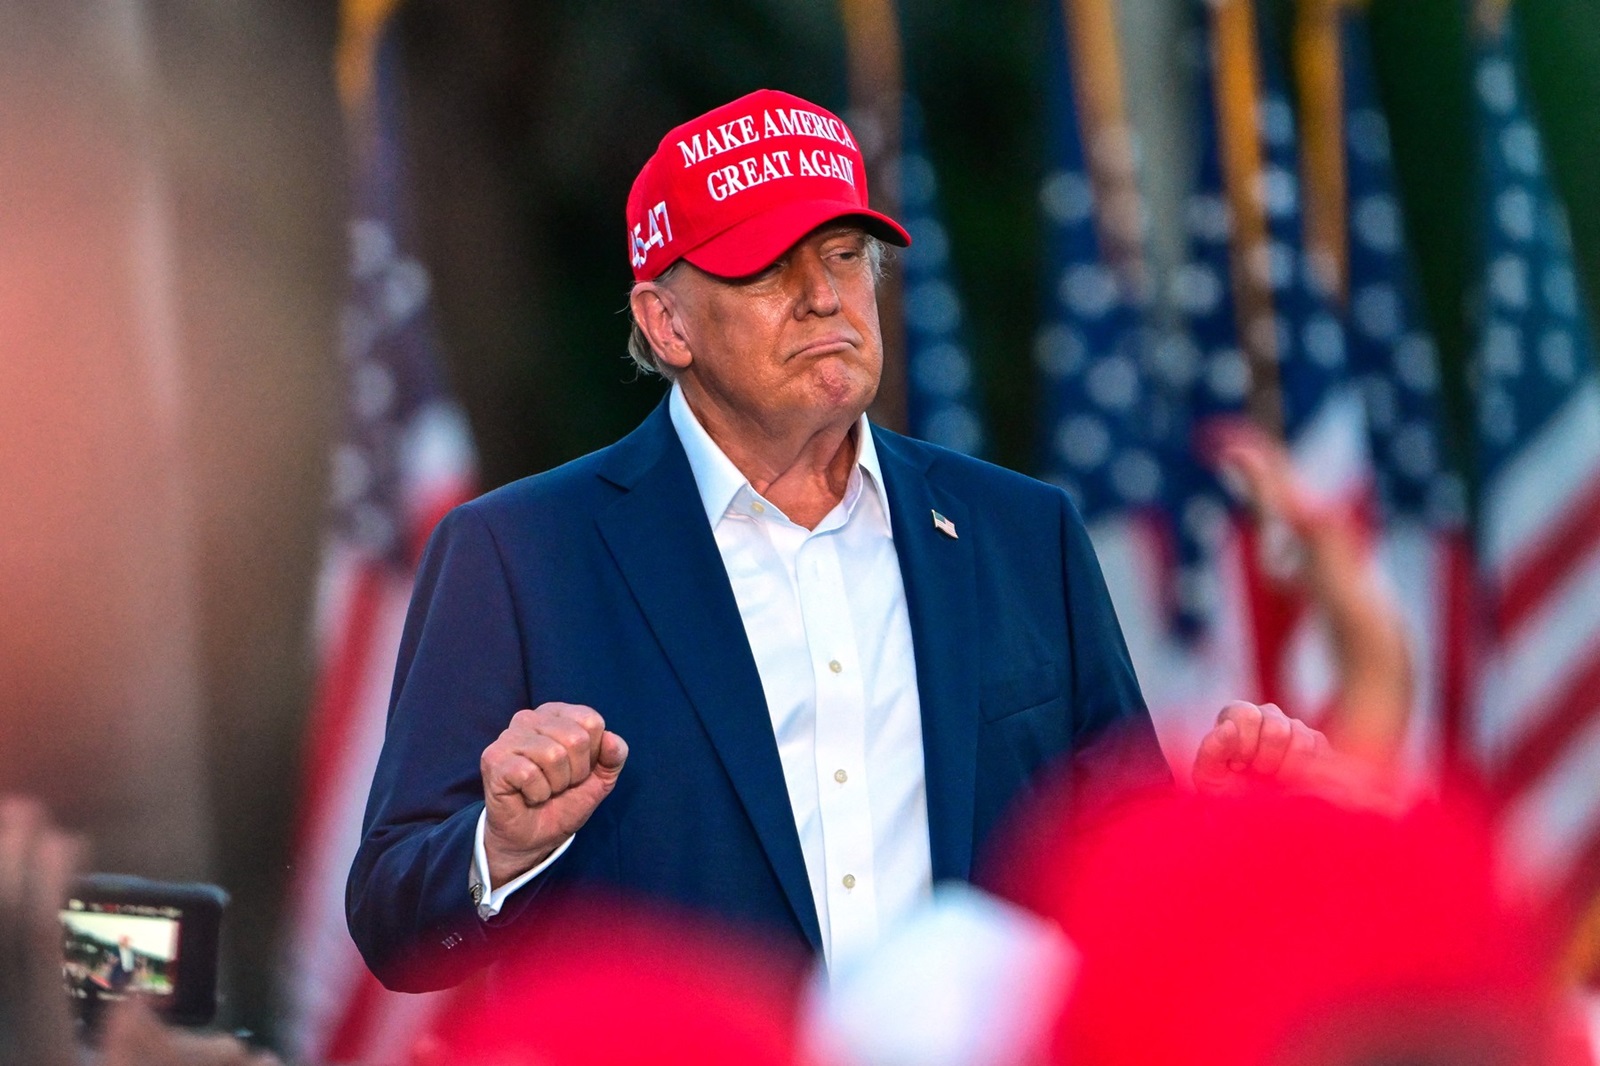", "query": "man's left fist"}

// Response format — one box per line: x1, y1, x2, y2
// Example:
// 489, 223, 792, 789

1192, 701, 1329, 795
